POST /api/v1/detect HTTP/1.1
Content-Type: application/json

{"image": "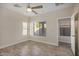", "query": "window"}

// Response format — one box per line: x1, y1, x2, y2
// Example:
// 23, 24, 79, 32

30, 21, 46, 36
22, 22, 27, 35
